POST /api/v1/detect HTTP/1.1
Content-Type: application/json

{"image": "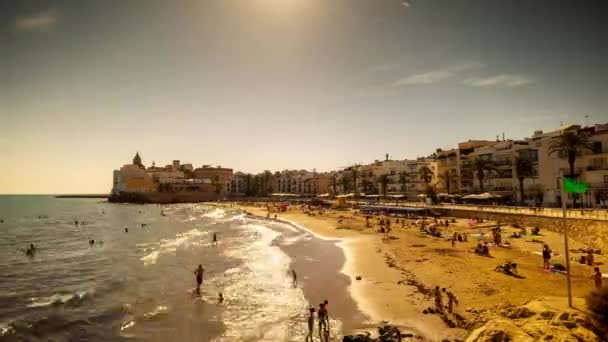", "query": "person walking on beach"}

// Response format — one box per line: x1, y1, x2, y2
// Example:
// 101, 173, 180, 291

290, 269, 297, 288
212, 232, 218, 246
593, 267, 603, 289
318, 303, 327, 341
542, 244, 552, 270
323, 299, 330, 335
306, 307, 315, 342
194, 264, 205, 295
